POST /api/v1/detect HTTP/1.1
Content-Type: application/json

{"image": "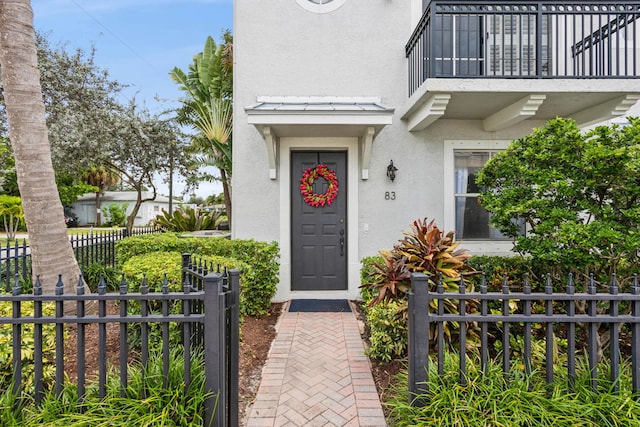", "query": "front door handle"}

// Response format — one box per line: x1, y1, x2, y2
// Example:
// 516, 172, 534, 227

339, 229, 344, 256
